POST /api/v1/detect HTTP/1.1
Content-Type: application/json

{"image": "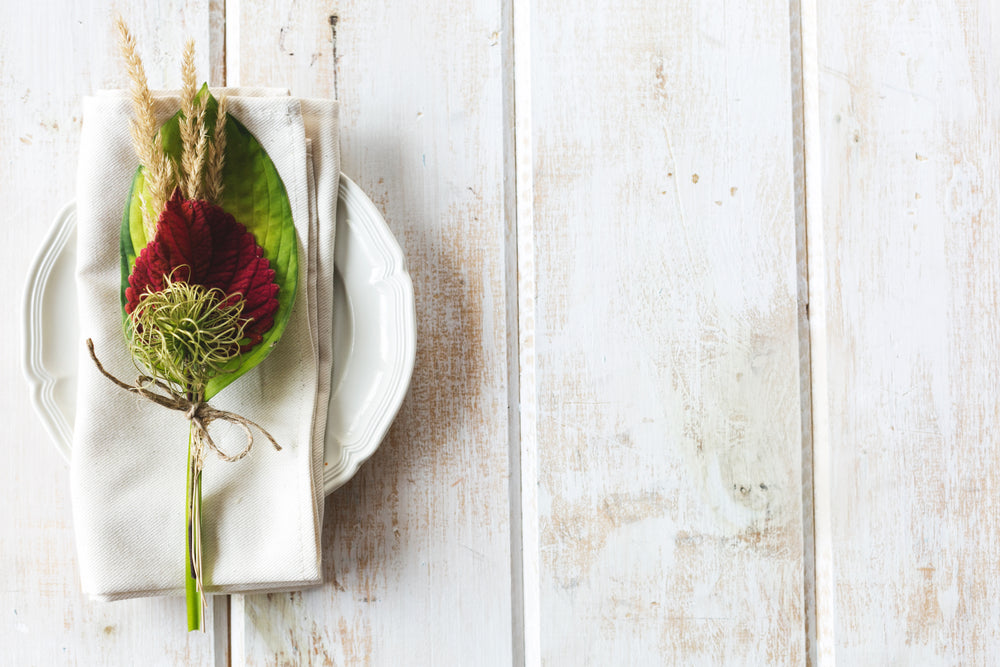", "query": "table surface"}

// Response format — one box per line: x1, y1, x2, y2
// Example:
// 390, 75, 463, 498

4, 1, 997, 665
